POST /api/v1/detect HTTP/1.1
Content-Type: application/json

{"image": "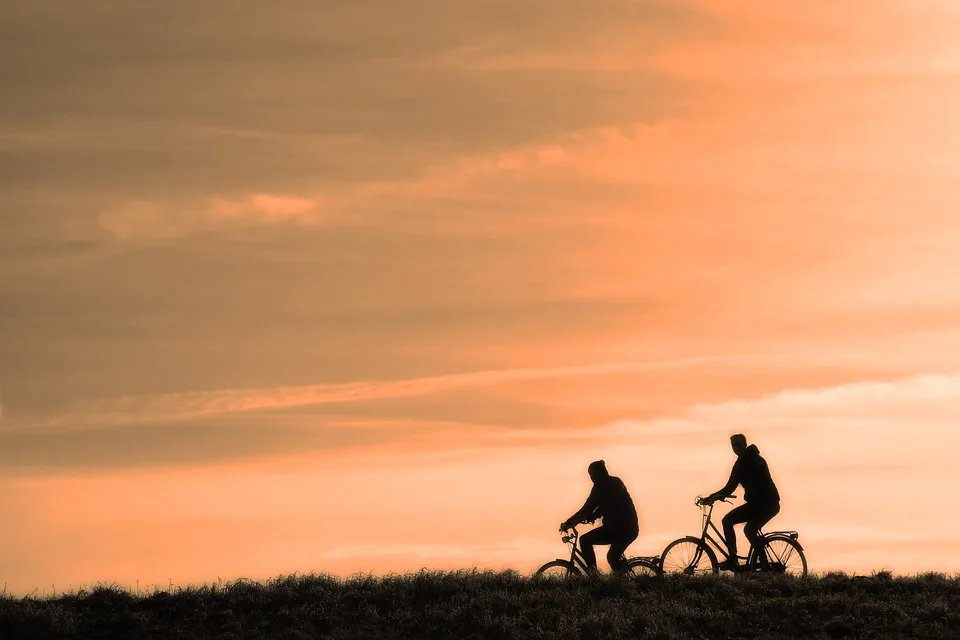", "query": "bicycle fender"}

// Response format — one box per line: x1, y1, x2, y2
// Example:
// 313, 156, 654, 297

673, 535, 708, 547
764, 533, 804, 551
